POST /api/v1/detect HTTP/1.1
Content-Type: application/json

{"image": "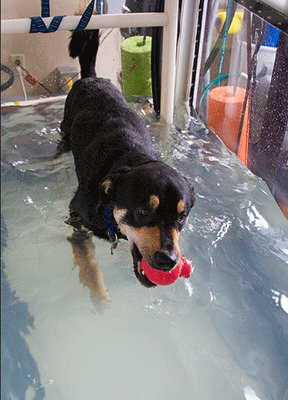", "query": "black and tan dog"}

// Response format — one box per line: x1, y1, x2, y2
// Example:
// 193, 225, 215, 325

58, 30, 195, 300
